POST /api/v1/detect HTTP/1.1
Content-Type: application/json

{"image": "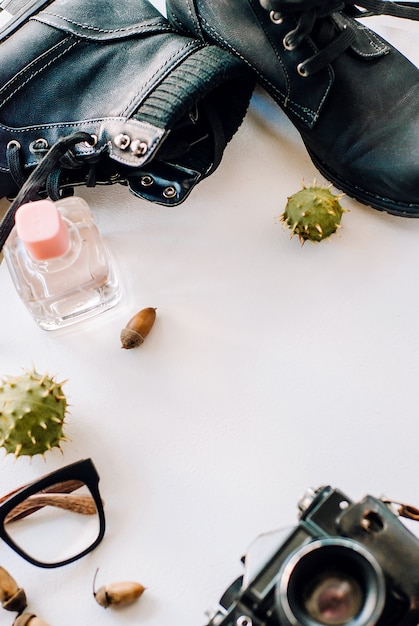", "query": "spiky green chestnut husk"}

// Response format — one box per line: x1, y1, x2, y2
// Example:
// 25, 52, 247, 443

0, 369, 68, 458
281, 183, 345, 243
